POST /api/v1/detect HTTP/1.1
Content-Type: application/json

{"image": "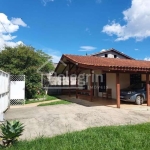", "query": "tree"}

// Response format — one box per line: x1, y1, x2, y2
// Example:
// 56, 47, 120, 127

0, 45, 54, 99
